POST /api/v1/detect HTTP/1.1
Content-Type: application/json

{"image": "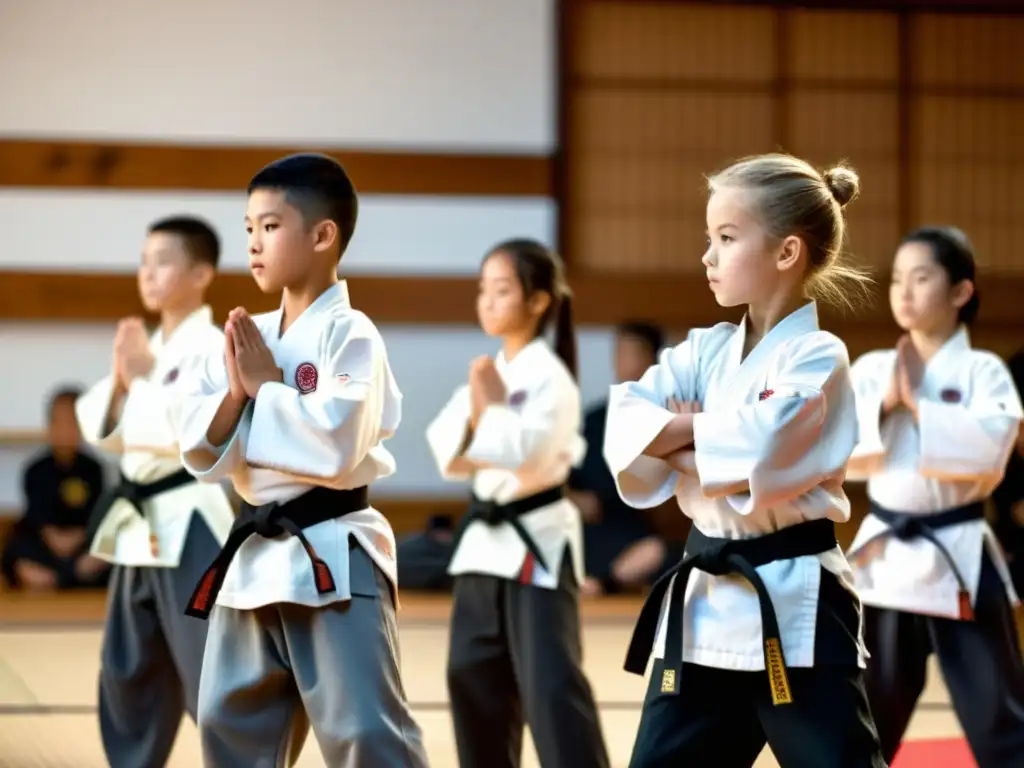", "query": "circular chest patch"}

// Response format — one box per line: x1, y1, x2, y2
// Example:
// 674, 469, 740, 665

295, 362, 318, 394
940, 388, 962, 404
163, 367, 179, 385
60, 477, 88, 508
